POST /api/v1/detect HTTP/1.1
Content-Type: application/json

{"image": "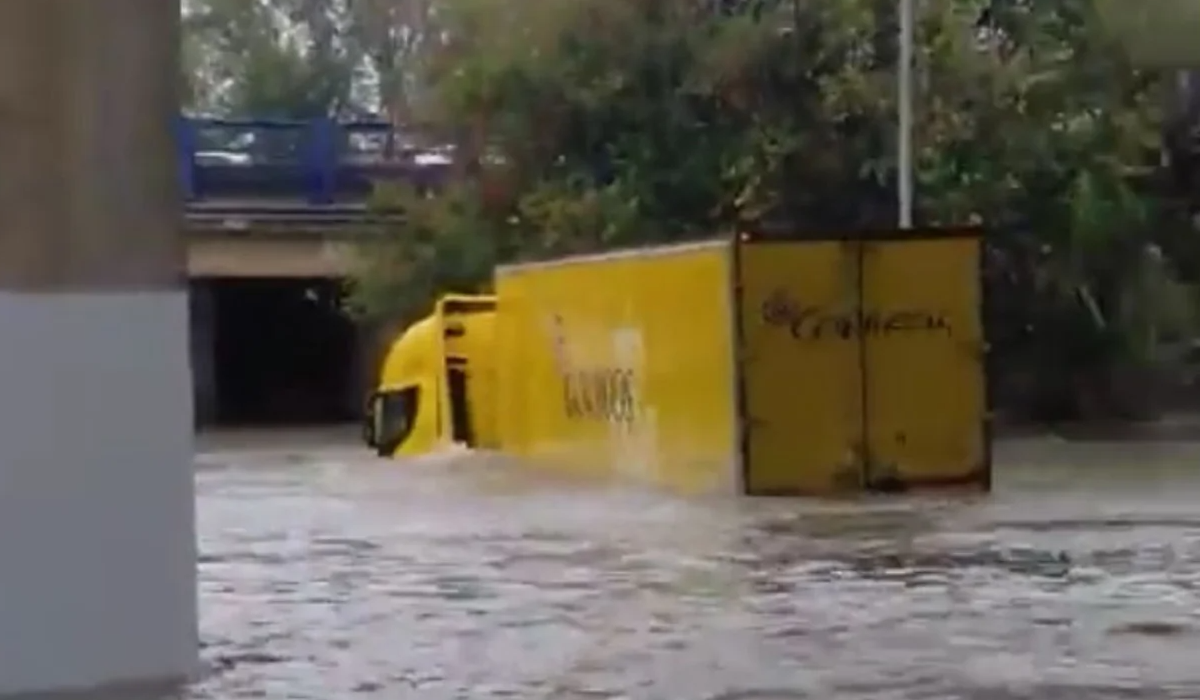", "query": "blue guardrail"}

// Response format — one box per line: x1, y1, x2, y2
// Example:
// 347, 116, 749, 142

176, 117, 446, 205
